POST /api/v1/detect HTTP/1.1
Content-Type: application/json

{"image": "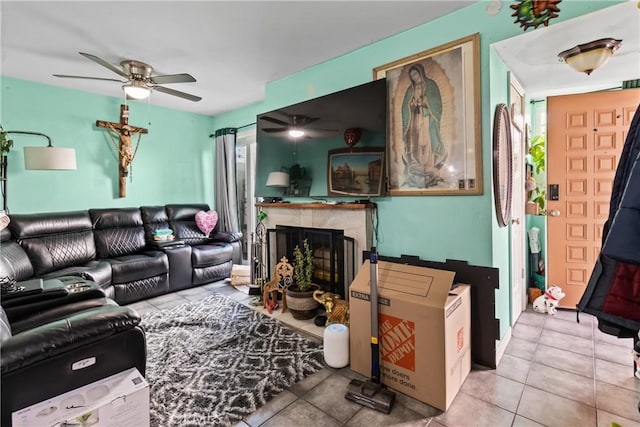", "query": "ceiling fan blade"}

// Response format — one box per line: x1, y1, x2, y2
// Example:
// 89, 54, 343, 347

53, 74, 126, 83
260, 116, 290, 127
153, 85, 202, 102
150, 73, 196, 85
262, 128, 288, 133
79, 52, 129, 78
298, 117, 320, 127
